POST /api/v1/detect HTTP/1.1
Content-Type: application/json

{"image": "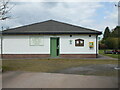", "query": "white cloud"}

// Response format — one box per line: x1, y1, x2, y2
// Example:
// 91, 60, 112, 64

0, 1, 118, 33
0, 2, 103, 29
98, 7, 117, 31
